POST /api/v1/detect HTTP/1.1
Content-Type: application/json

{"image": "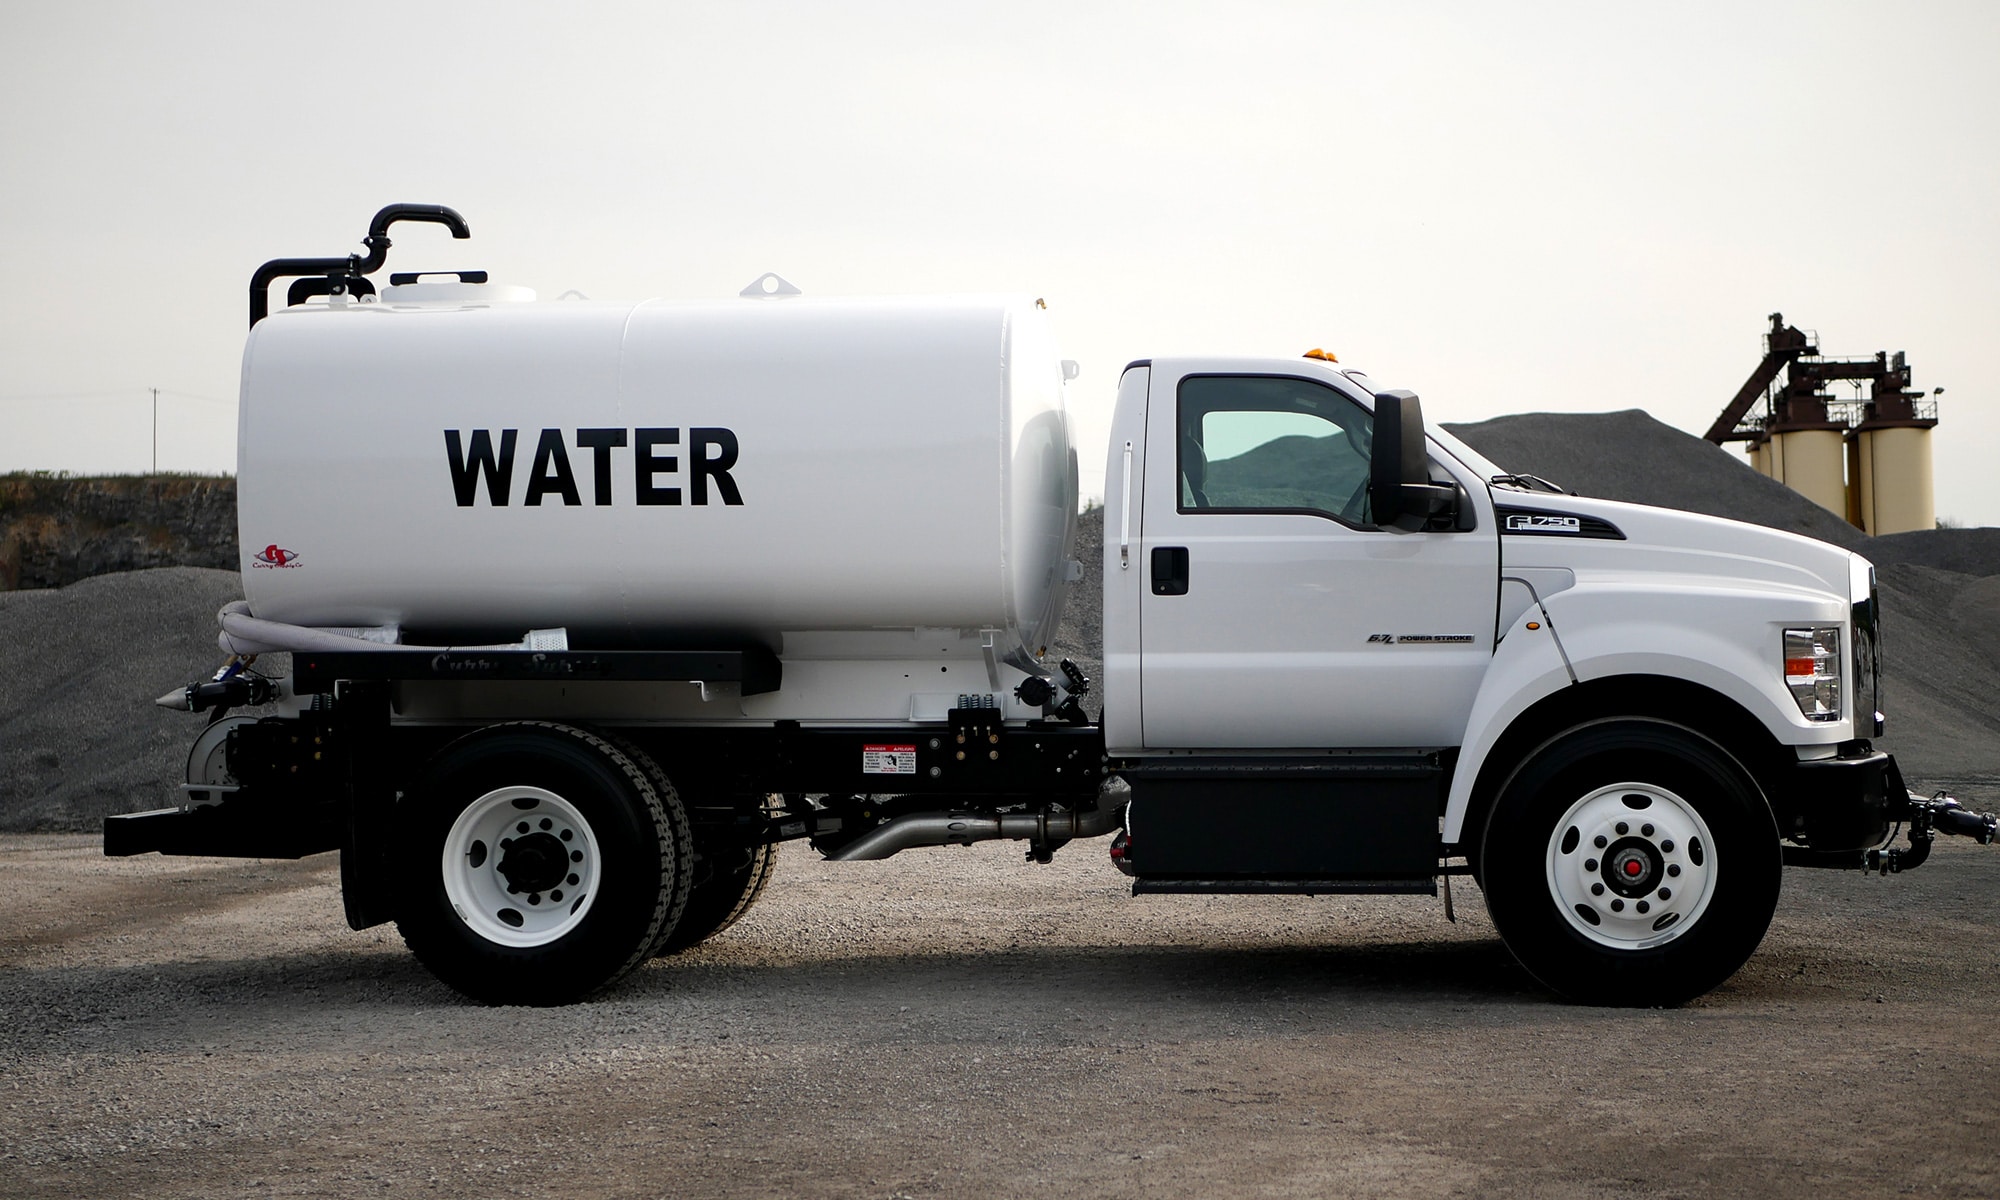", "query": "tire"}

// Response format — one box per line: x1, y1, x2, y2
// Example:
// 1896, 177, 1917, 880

591, 736, 778, 957
1479, 719, 1781, 1007
656, 837, 779, 956
394, 722, 692, 1005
